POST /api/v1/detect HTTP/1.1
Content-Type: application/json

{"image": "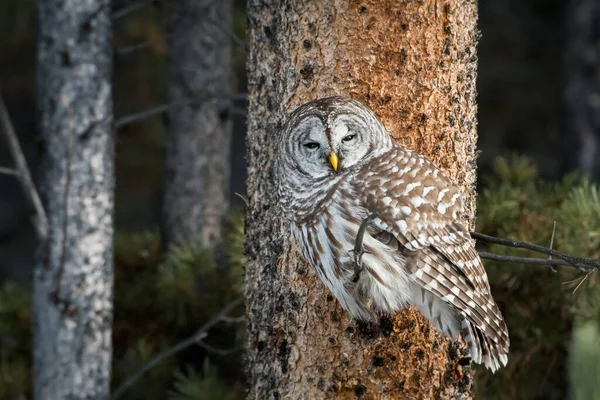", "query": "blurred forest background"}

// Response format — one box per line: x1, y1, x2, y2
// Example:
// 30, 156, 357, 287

0, 0, 599, 399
